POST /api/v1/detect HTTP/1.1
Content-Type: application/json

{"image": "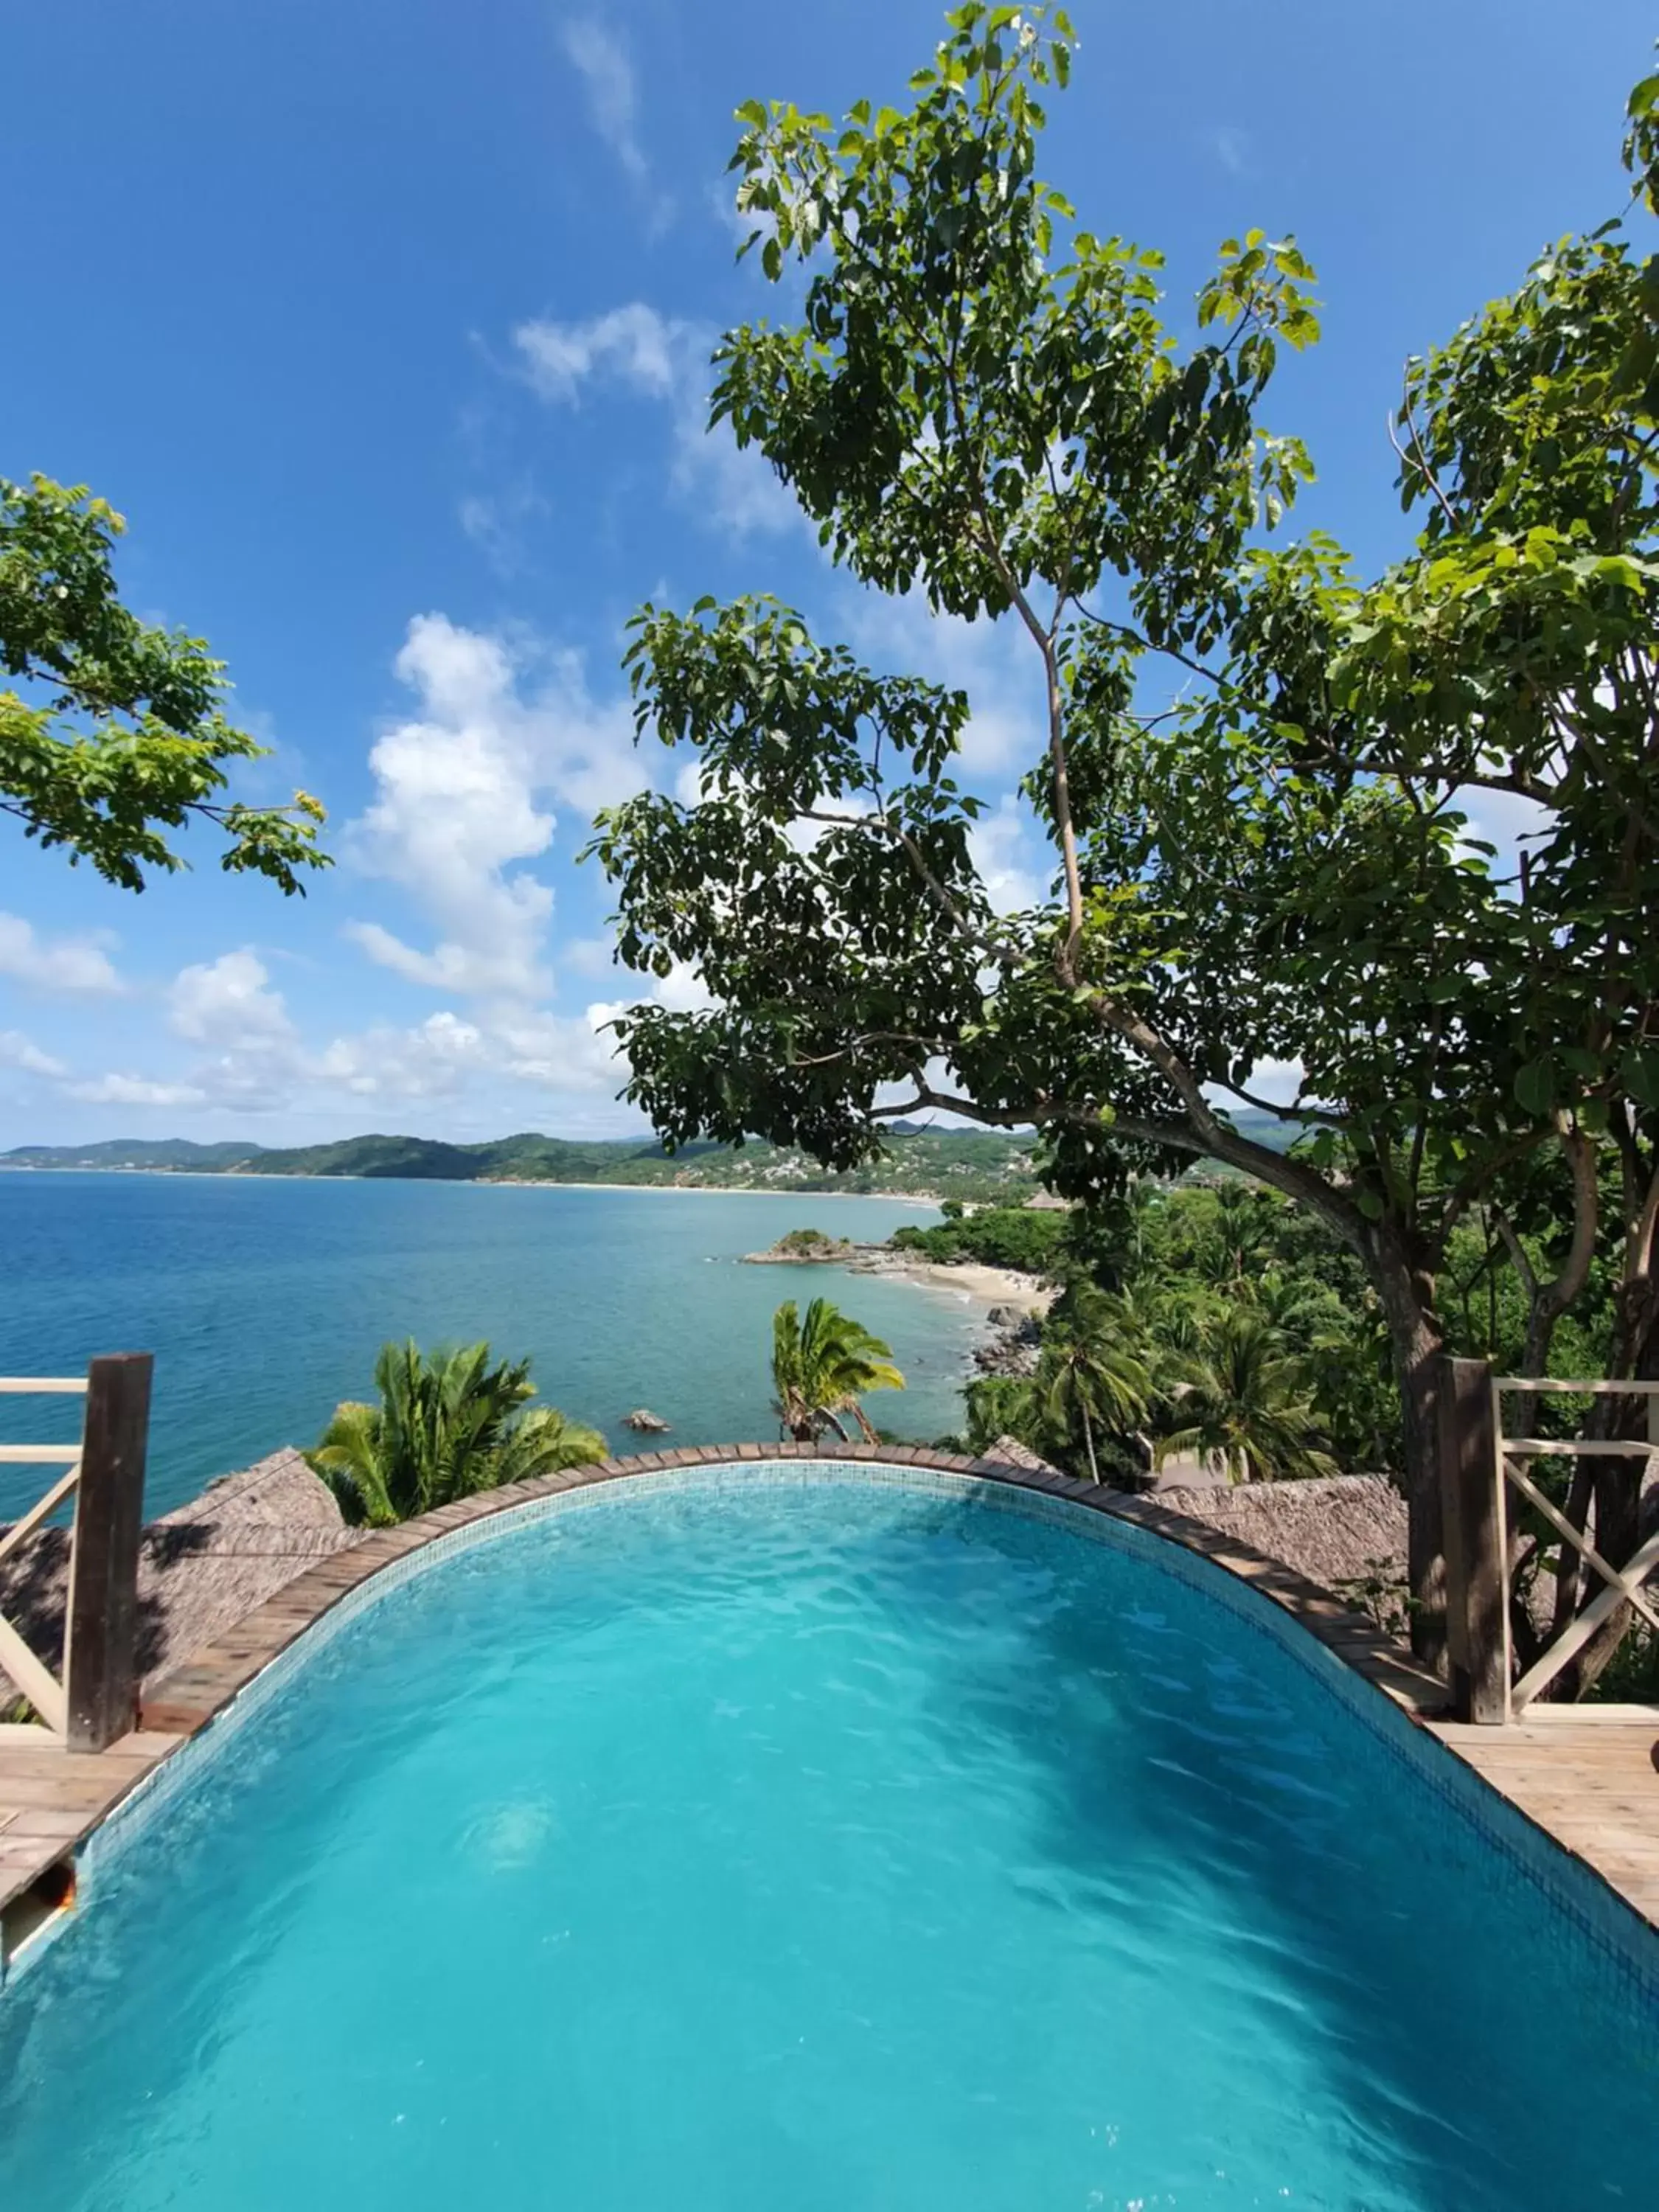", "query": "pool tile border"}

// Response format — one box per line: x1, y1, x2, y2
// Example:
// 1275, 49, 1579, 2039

3, 1444, 1655, 2002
